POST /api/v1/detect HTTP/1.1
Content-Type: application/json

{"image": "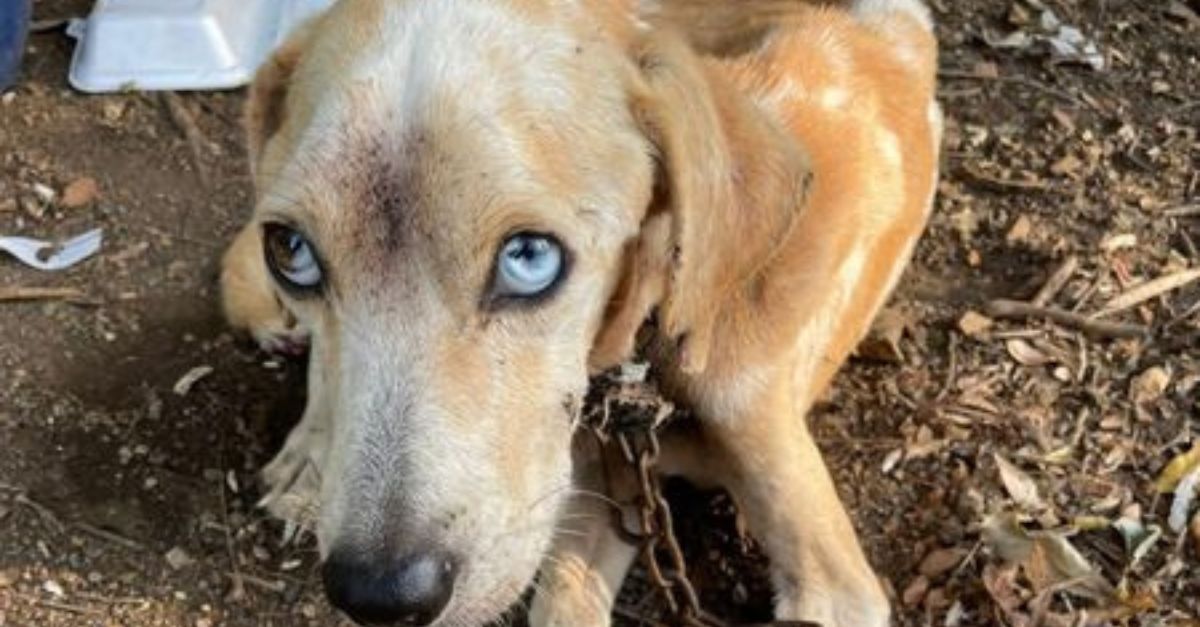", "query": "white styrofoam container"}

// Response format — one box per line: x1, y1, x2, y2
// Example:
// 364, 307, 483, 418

68, 0, 334, 93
